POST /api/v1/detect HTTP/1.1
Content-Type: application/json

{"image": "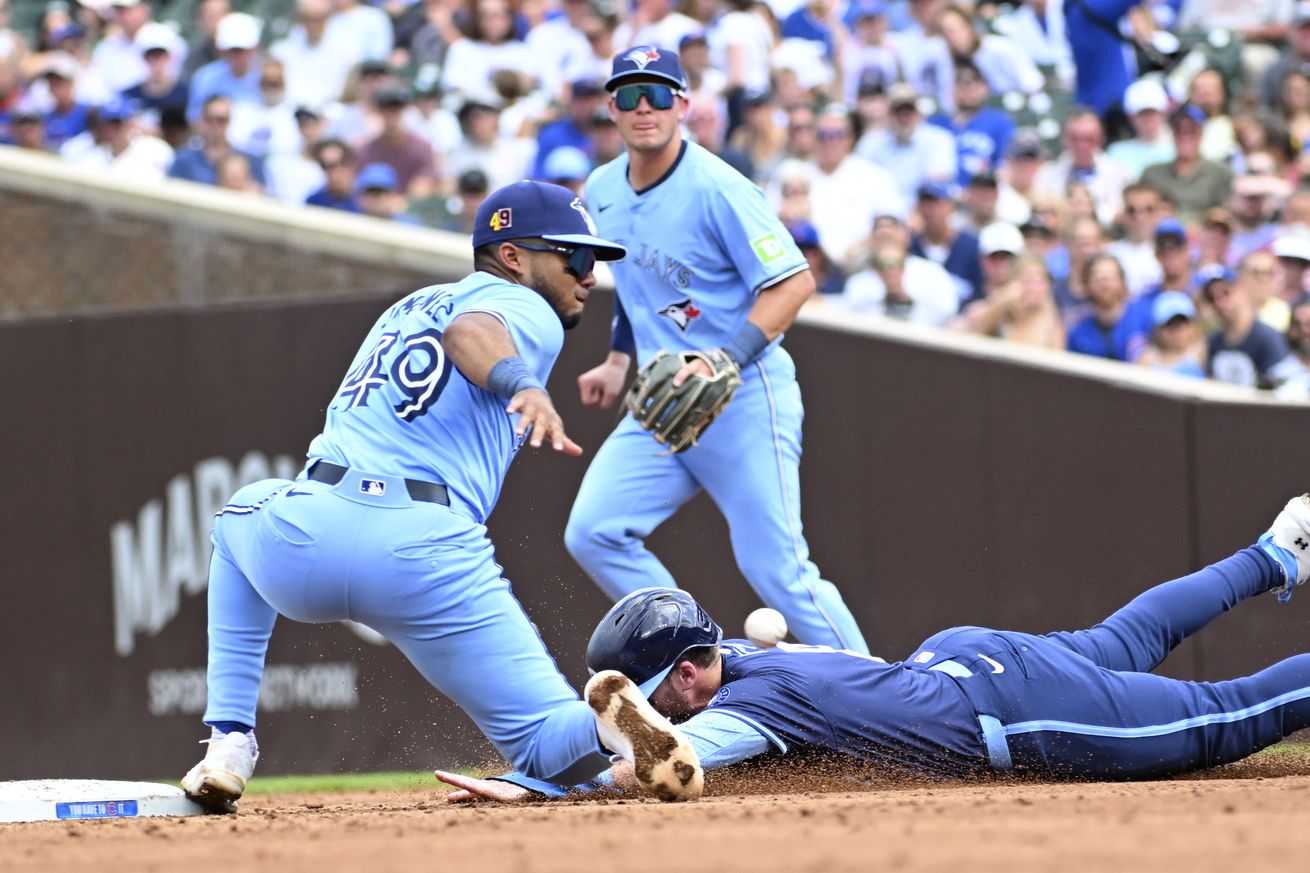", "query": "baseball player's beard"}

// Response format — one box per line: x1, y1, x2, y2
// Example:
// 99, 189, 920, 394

529, 263, 585, 330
